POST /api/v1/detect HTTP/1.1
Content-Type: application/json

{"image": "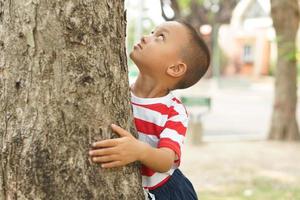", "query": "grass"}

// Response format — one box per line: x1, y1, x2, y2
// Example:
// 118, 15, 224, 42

197, 177, 300, 200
